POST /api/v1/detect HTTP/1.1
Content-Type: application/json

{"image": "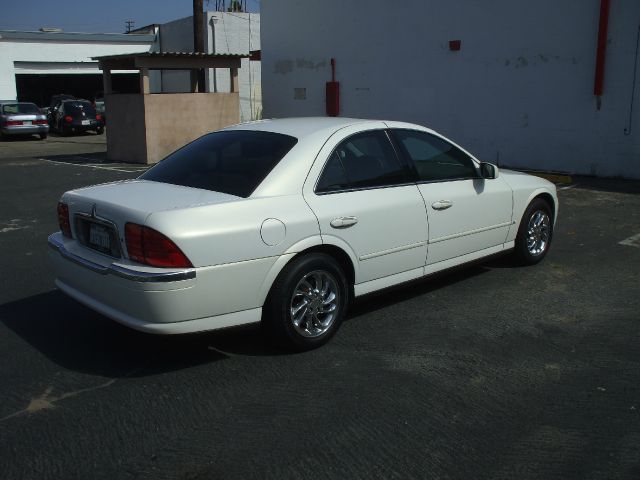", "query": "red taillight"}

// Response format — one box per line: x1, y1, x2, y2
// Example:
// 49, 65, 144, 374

34, 119, 48, 125
6, 120, 22, 126
57, 202, 71, 238
64, 115, 73, 123
125, 223, 192, 268
96, 114, 103, 122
